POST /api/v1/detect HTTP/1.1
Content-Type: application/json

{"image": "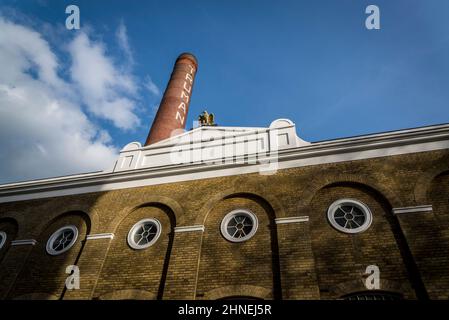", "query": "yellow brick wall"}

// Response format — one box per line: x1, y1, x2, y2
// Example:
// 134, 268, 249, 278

0, 149, 448, 300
